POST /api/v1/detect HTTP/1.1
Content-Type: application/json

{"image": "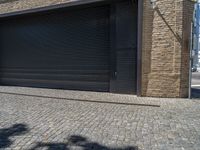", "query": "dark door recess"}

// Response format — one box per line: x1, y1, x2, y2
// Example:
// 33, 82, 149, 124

0, 0, 138, 94
110, 0, 138, 94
